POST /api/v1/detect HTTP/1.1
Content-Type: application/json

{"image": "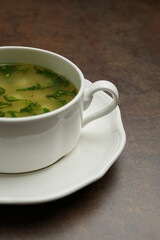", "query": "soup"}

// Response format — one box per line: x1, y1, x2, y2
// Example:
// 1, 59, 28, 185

0, 64, 78, 118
